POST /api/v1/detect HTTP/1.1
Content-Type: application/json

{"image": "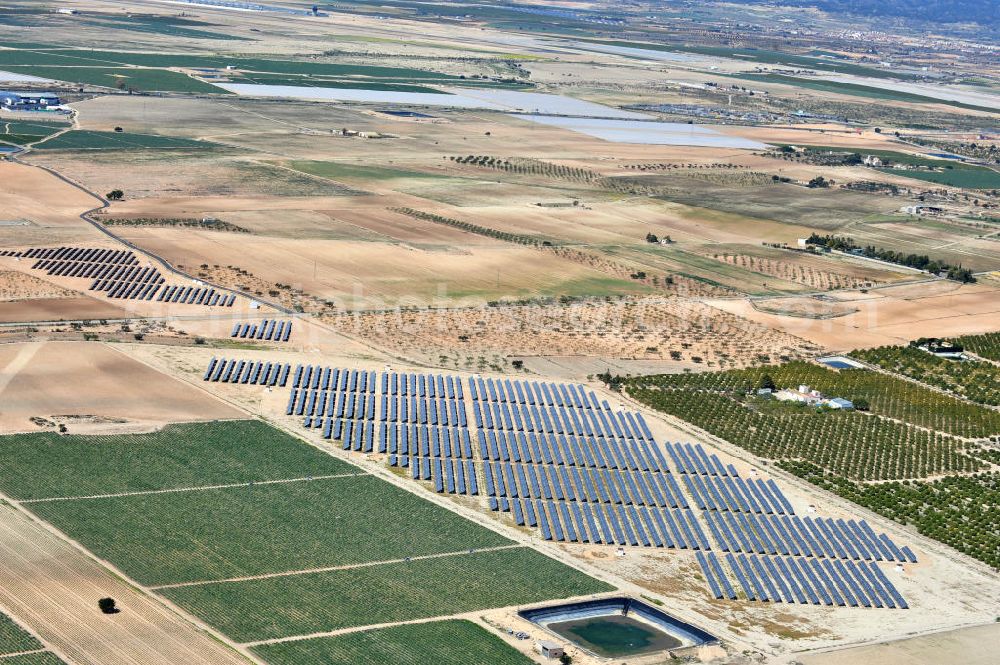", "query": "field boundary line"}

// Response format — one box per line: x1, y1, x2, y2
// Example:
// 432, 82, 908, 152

19, 472, 367, 504
239, 589, 615, 648
0, 648, 49, 660
149, 543, 525, 591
